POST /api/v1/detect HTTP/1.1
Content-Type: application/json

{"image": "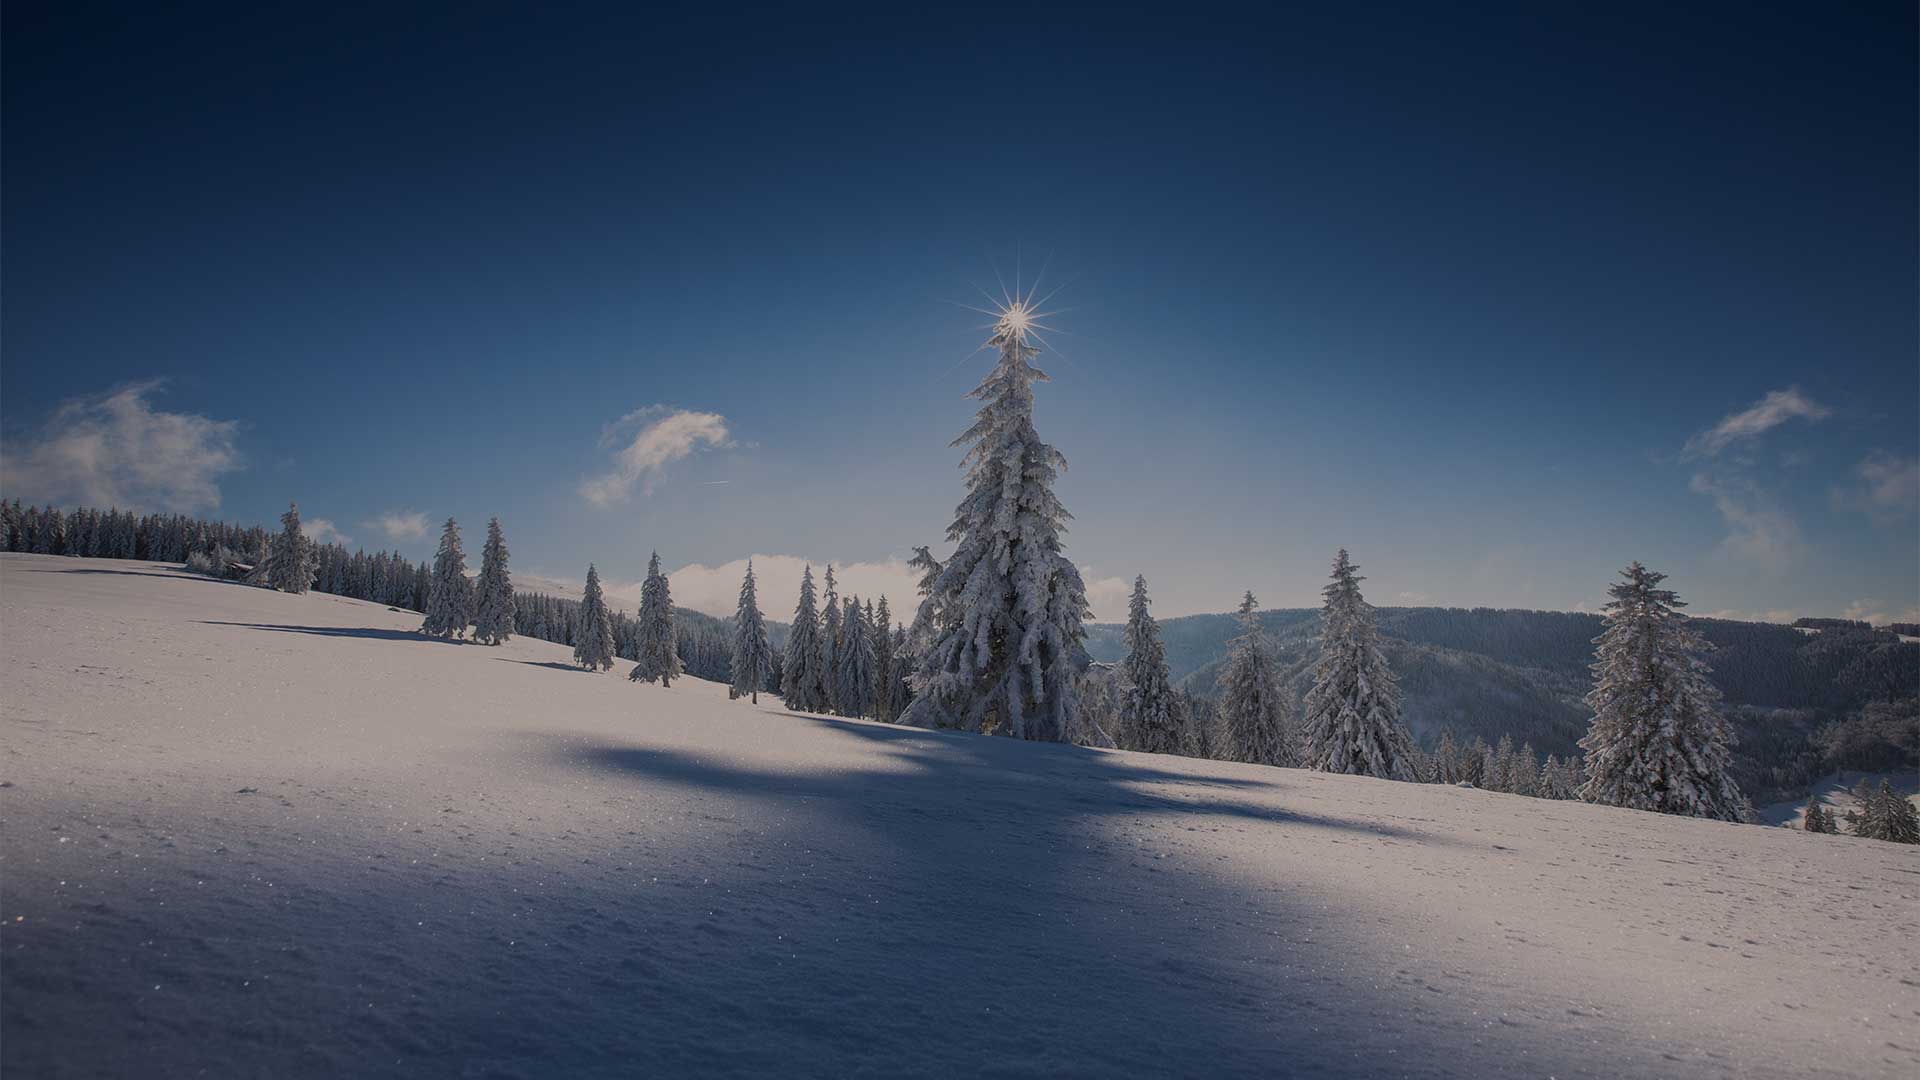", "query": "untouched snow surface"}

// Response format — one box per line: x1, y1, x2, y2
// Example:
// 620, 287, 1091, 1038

1, 554, 1915, 1078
